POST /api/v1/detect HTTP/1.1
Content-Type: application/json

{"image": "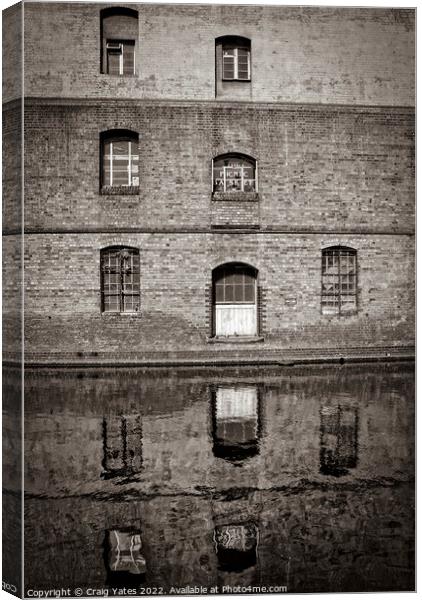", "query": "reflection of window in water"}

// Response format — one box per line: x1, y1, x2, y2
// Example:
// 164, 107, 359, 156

105, 529, 146, 585
212, 386, 260, 462
320, 405, 358, 477
214, 523, 258, 572
102, 416, 142, 479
